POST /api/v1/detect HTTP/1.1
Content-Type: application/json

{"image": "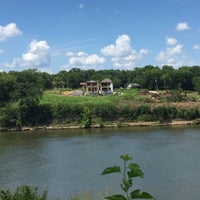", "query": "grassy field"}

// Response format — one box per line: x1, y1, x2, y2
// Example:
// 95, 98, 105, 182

41, 88, 200, 108
40, 88, 139, 106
